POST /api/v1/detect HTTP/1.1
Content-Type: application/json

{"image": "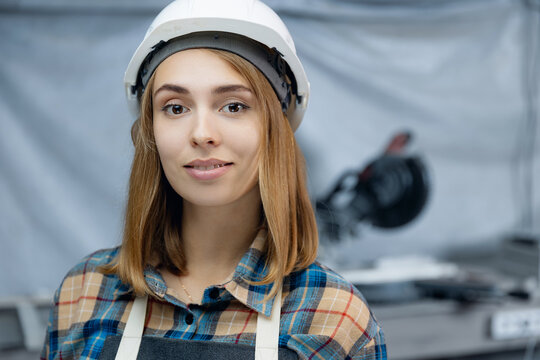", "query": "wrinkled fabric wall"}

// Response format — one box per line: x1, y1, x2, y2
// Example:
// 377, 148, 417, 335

1, 0, 539, 296
289, 0, 540, 267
